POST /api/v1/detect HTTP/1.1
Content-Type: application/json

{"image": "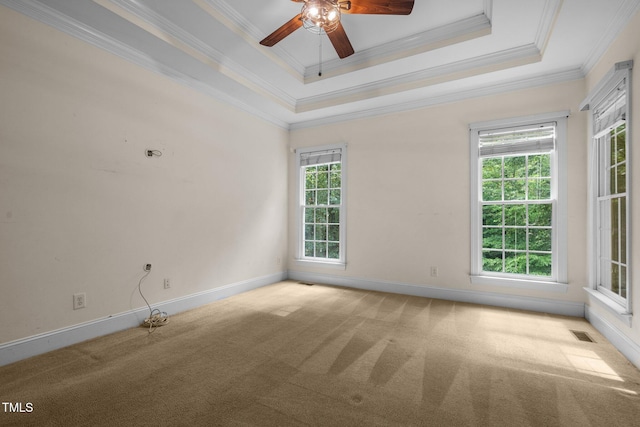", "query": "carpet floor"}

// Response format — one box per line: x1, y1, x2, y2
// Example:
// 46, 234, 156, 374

1, 280, 639, 426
